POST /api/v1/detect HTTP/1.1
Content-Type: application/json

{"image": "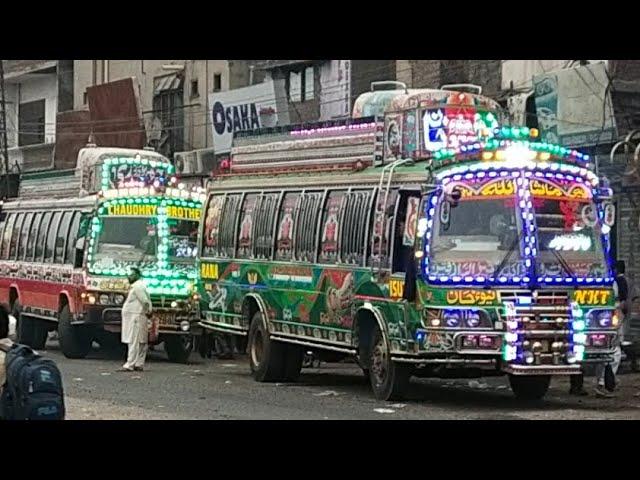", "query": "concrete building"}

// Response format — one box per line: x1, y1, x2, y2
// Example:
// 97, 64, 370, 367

2, 60, 74, 172
249, 60, 396, 124
72, 60, 251, 159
